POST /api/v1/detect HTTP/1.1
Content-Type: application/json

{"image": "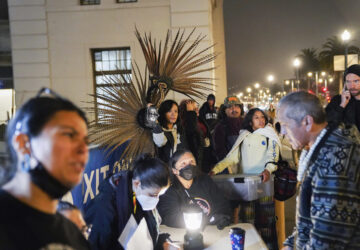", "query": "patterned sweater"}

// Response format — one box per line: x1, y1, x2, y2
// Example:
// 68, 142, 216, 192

284, 124, 360, 249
